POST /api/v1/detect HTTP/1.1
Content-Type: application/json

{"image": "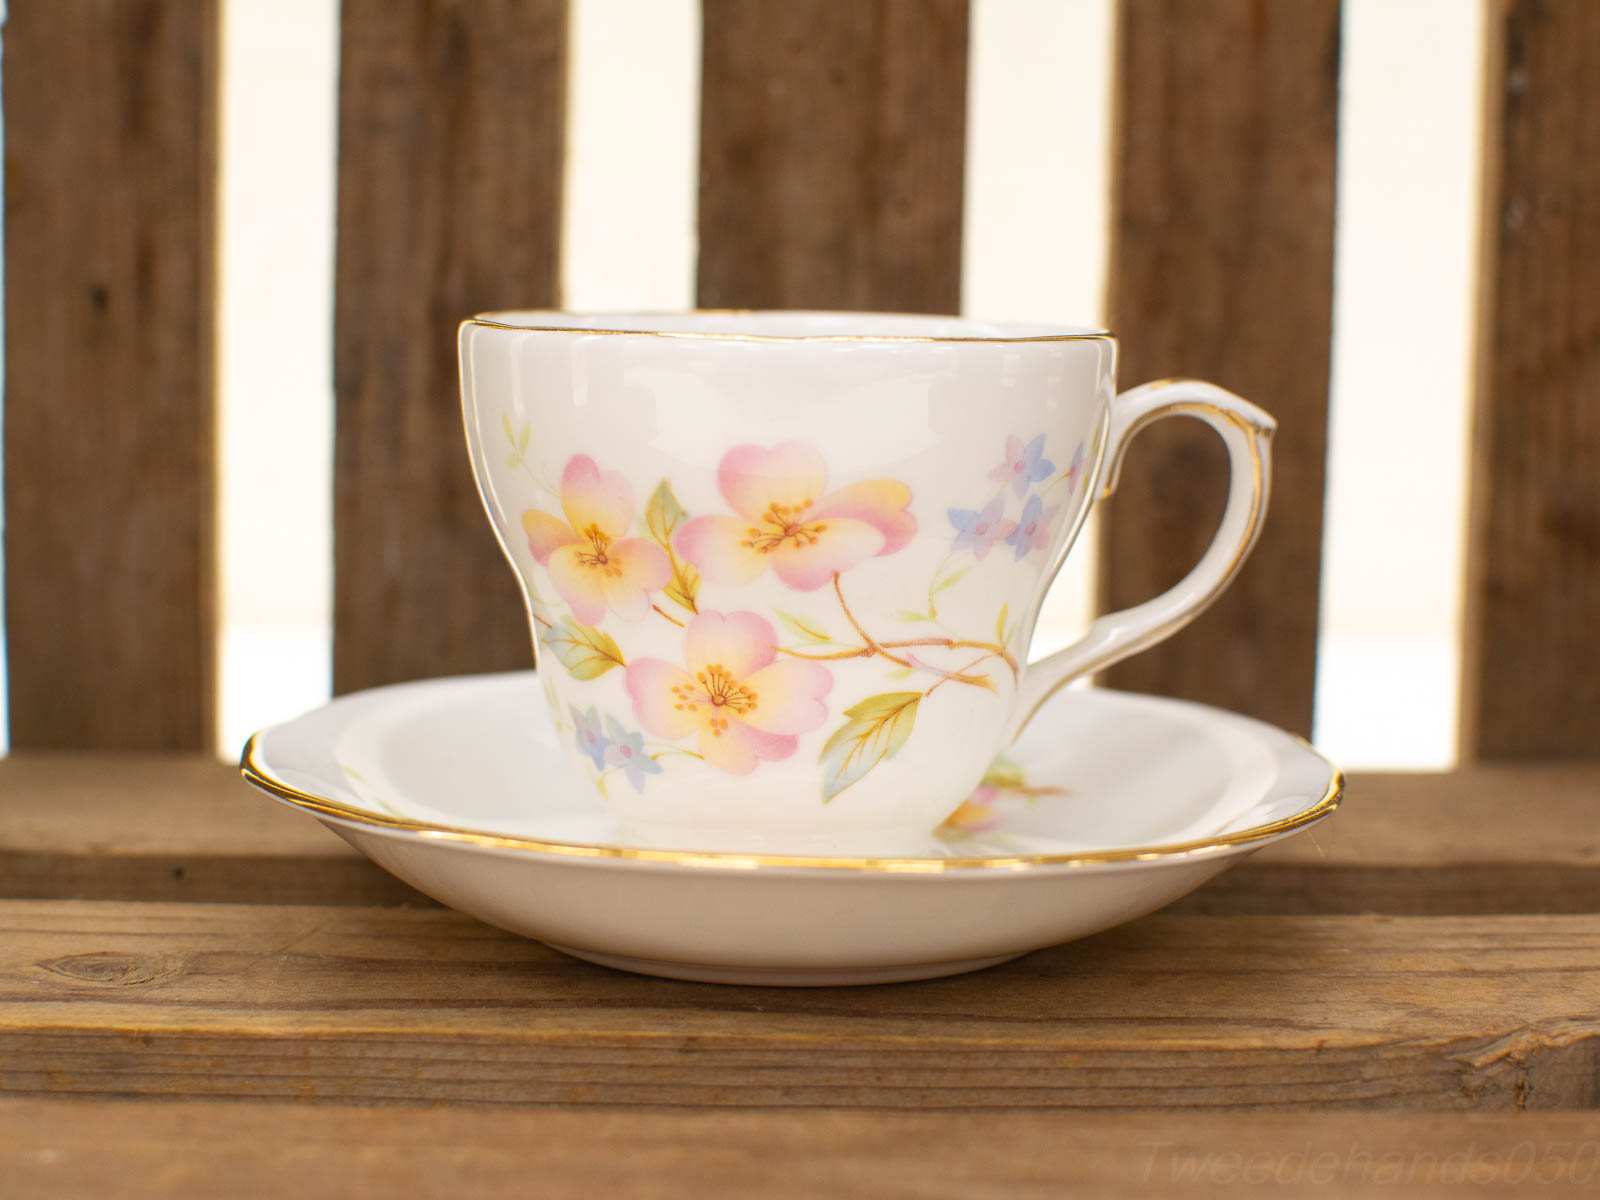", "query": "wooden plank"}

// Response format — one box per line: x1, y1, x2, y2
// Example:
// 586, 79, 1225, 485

1098, 0, 1340, 737
696, 0, 968, 312
332, 0, 566, 694
3, 0, 218, 749
1178, 765, 1600, 916
4, 757, 1600, 914
3, 901, 1598, 1109
0, 756, 423, 906
4, 1101, 1600, 1199
1461, 0, 1600, 759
